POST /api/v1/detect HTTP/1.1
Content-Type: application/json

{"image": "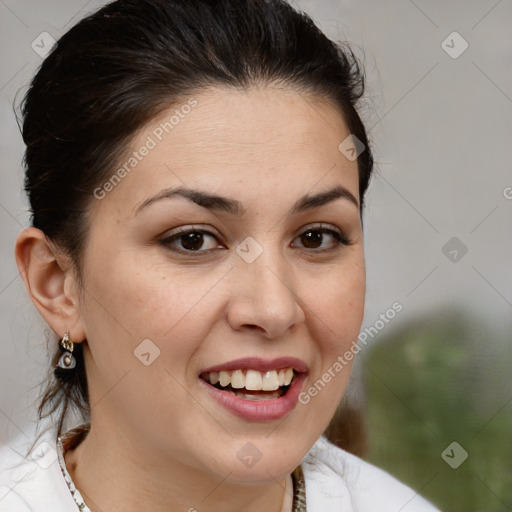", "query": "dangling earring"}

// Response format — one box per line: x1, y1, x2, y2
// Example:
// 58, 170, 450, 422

57, 331, 76, 370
